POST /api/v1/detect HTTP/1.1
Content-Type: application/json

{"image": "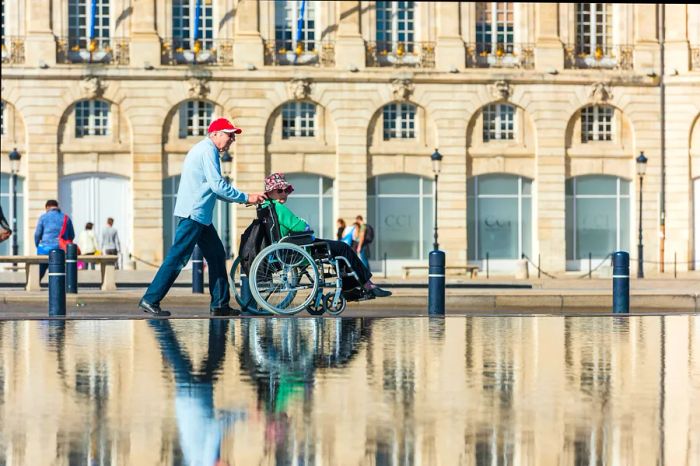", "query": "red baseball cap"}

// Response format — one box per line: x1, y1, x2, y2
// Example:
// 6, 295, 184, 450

208, 118, 243, 134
